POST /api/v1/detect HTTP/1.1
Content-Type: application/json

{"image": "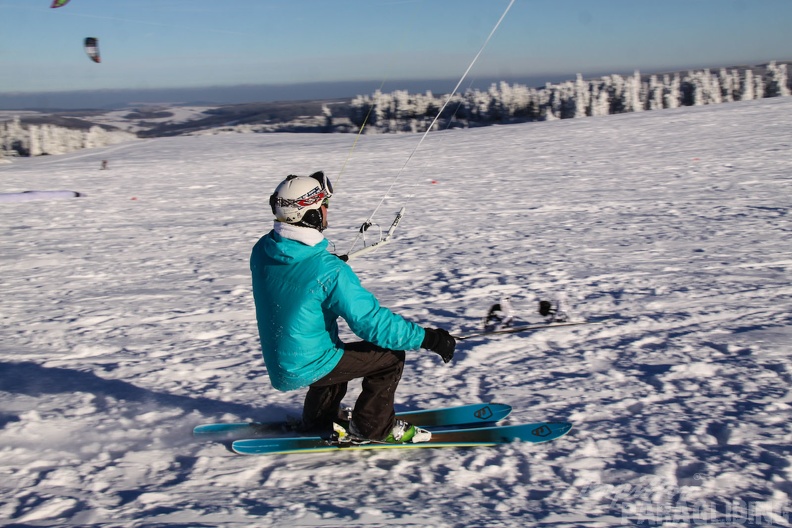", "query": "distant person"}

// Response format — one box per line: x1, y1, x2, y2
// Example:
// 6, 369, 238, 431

250, 171, 456, 444
100, 160, 108, 170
